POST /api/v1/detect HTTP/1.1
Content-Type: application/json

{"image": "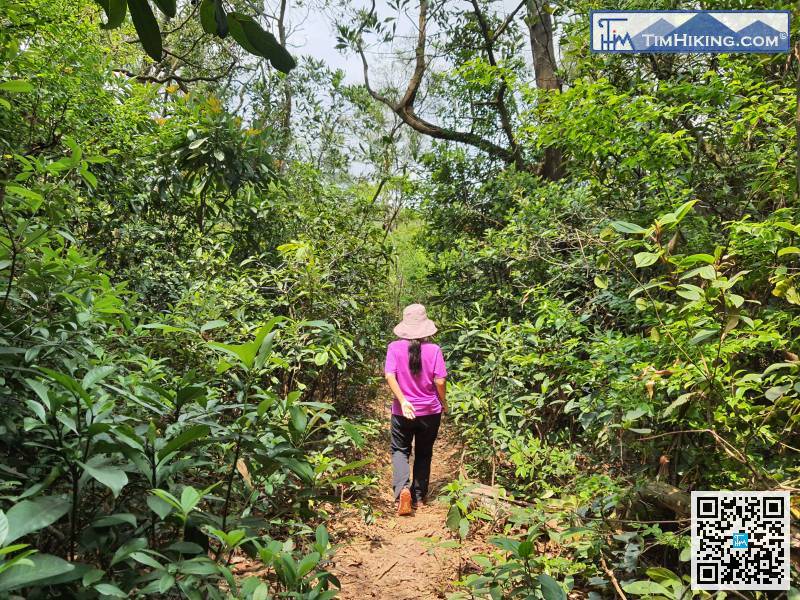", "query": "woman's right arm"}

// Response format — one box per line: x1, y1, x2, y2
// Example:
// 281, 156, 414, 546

386, 373, 416, 419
